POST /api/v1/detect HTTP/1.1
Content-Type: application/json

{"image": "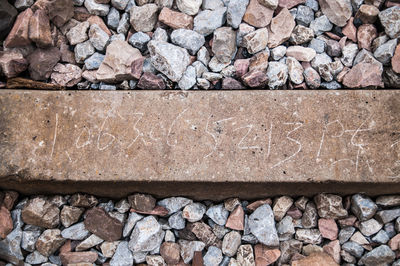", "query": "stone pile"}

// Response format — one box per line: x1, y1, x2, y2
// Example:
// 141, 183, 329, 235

0, 0, 400, 89
1, 191, 400, 265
